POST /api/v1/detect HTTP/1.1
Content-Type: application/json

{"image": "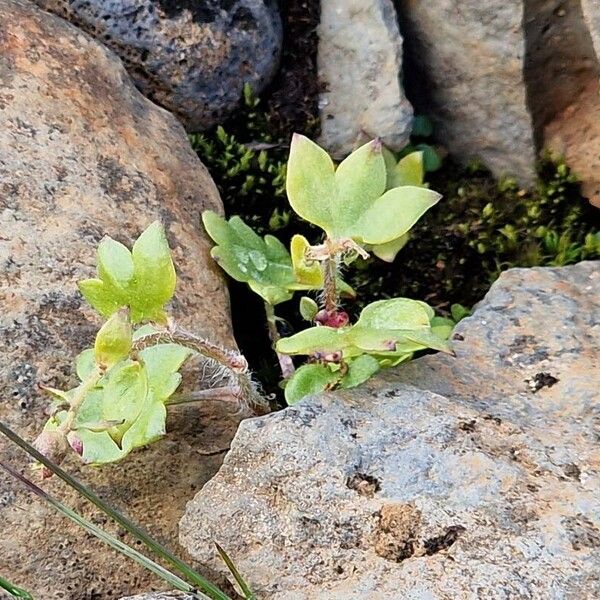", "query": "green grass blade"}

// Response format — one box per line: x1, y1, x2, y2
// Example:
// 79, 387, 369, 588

0, 575, 34, 600
0, 421, 232, 600
214, 543, 255, 600
0, 461, 209, 600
